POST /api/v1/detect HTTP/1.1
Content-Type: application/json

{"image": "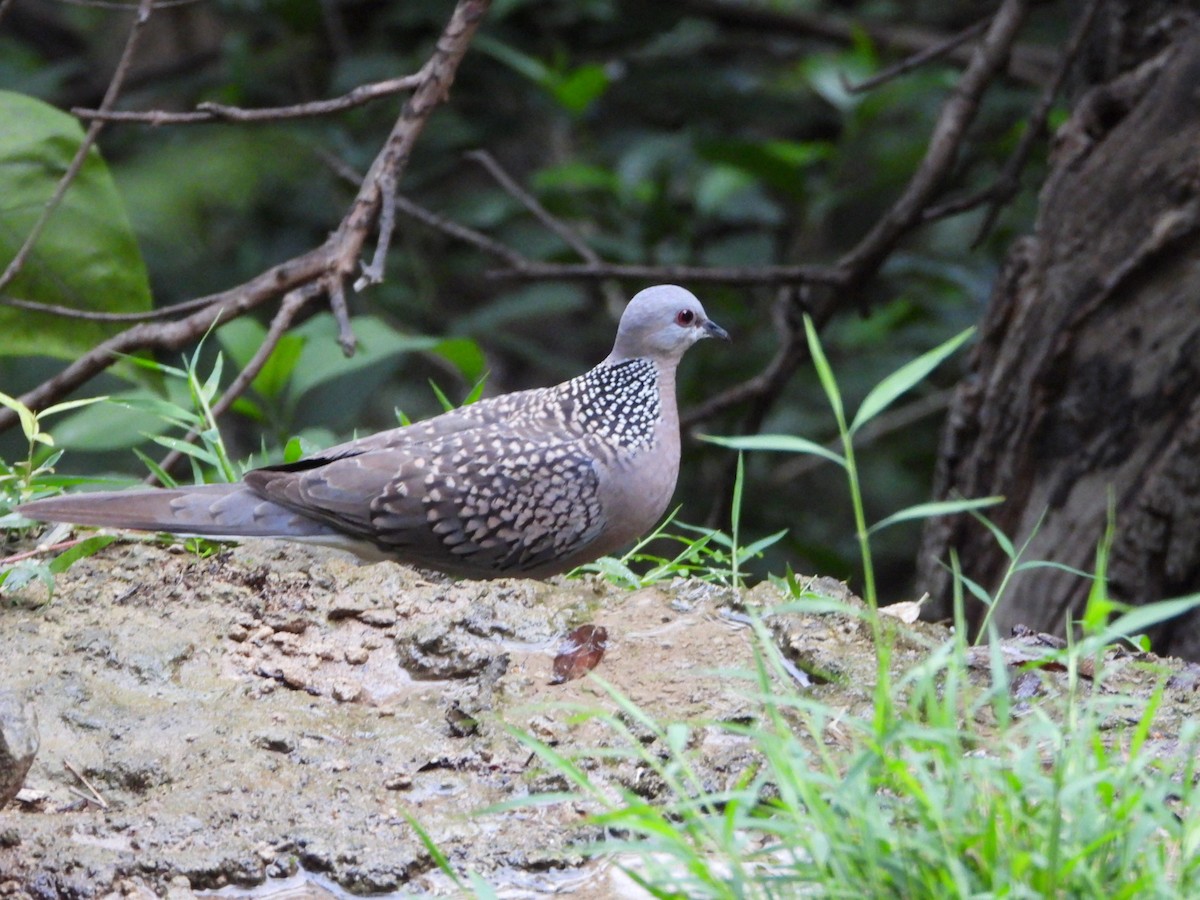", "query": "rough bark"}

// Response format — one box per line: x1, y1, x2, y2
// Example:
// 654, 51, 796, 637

919, 12, 1200, 658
